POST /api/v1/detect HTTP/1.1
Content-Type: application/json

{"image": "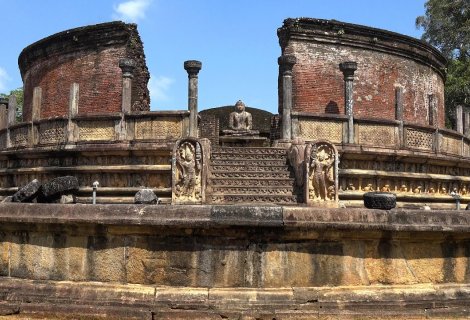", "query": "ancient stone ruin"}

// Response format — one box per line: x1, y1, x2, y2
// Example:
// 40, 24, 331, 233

0, 18, 469, 318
